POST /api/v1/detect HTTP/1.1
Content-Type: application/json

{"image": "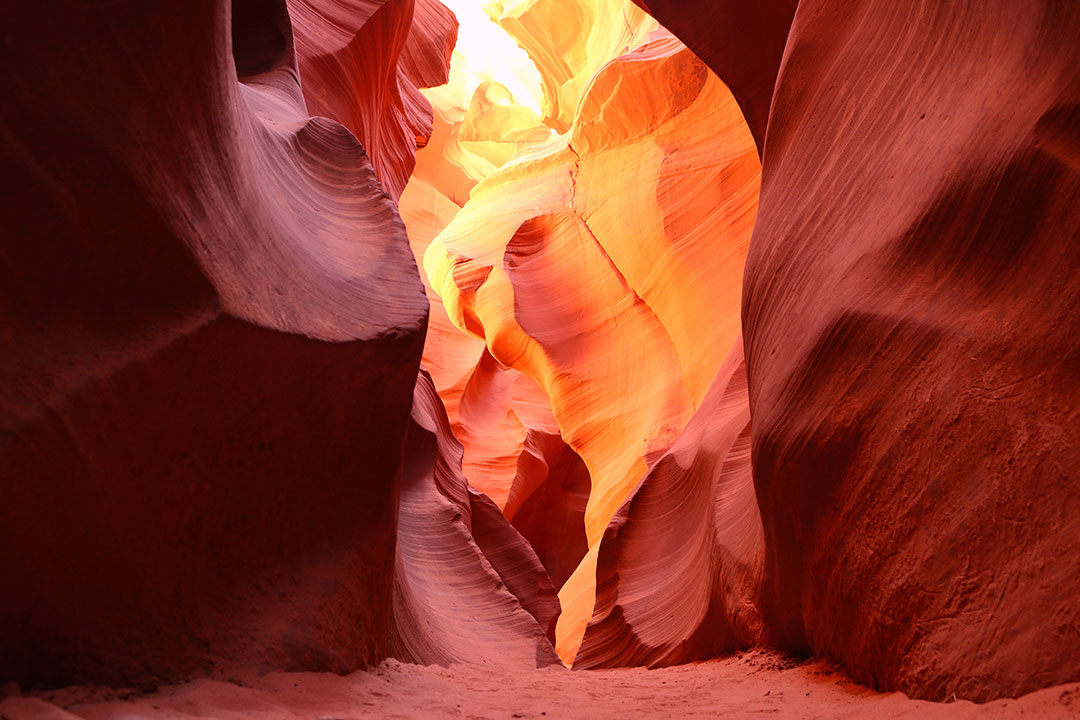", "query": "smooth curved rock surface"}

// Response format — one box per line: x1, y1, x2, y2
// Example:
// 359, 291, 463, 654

742, 0, 1080, 702
401, 170, 557, 508
401, 65, 559, 506
424, 34, 760, 661
0, 0, 428, 688
391, 371, 561, 667
575, 337, 764, 669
